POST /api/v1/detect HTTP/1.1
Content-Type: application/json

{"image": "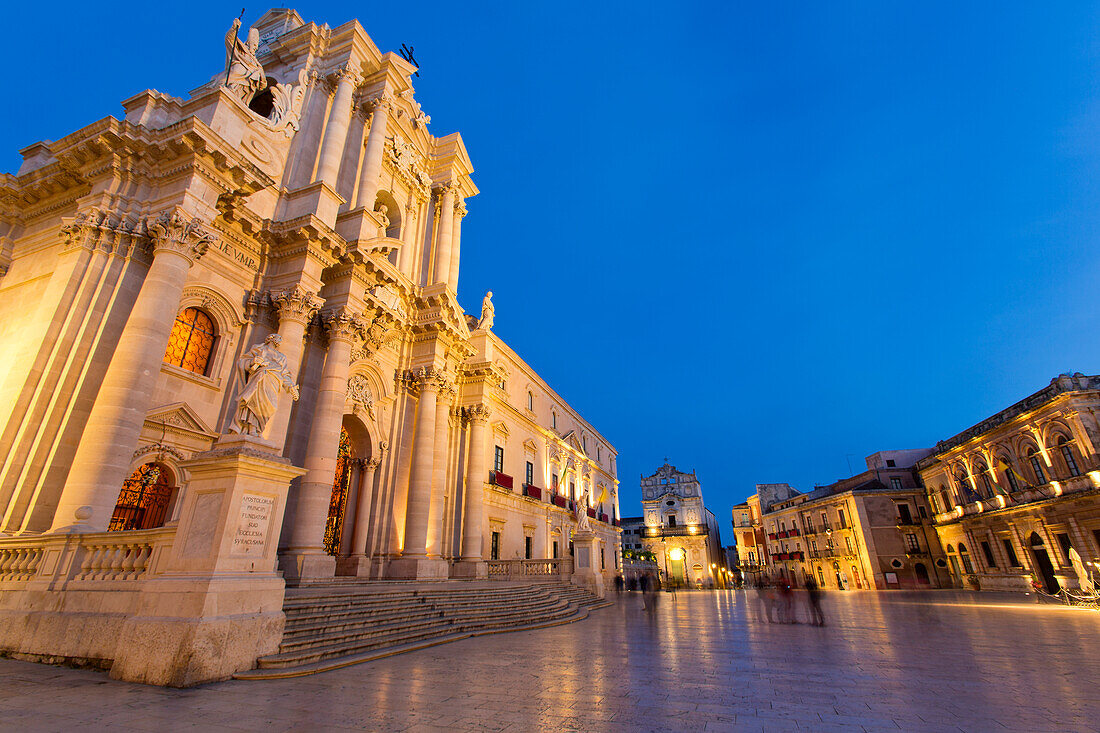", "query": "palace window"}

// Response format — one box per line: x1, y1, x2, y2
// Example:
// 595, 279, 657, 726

906, 533, 920, 552
164, 307, 216, 375
837, 509, 847, 529
980, 541, 997, 567
844, 536, 854, 553
1056, 533, 1073, 564
1002, 538, 1022, 567
525, 461, 534, 486
551, 411, 557, 430
525, 536, 533, 559
494, 446, 505, 473
569, 481, 575, 499
1004, 464, 1021, 492
526, 391, 534, 411
958, 543, 974, 574
552, 473, 559, 492
667, 515, 677, 527
1027, 448, 1046, 484
979, 467, 994, 497
1058, 436, 1080, 476
491, 532, 501, 561
890, 477, 903, 491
